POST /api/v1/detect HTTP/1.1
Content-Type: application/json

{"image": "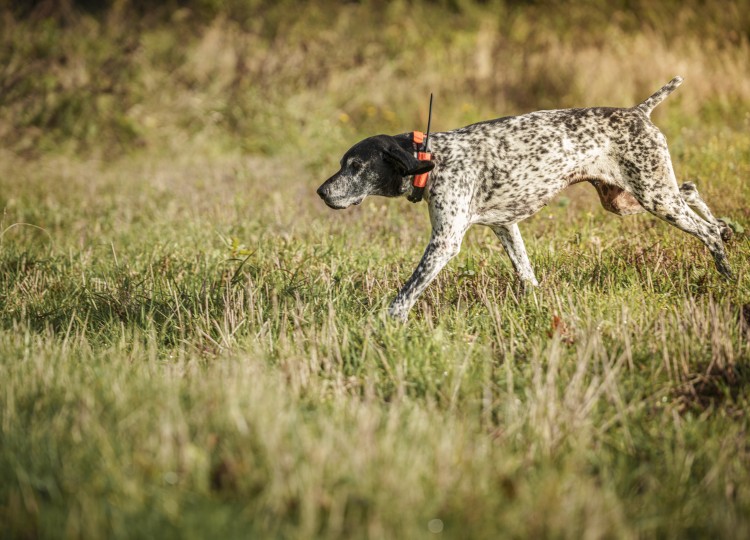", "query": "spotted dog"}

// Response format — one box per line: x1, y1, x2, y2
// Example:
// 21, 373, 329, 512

317, 77, 733, 321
